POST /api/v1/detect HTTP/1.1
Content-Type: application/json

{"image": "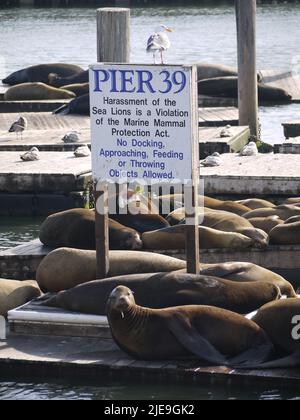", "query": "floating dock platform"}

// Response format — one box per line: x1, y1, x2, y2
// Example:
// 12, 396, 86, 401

200, 153, 300, 197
